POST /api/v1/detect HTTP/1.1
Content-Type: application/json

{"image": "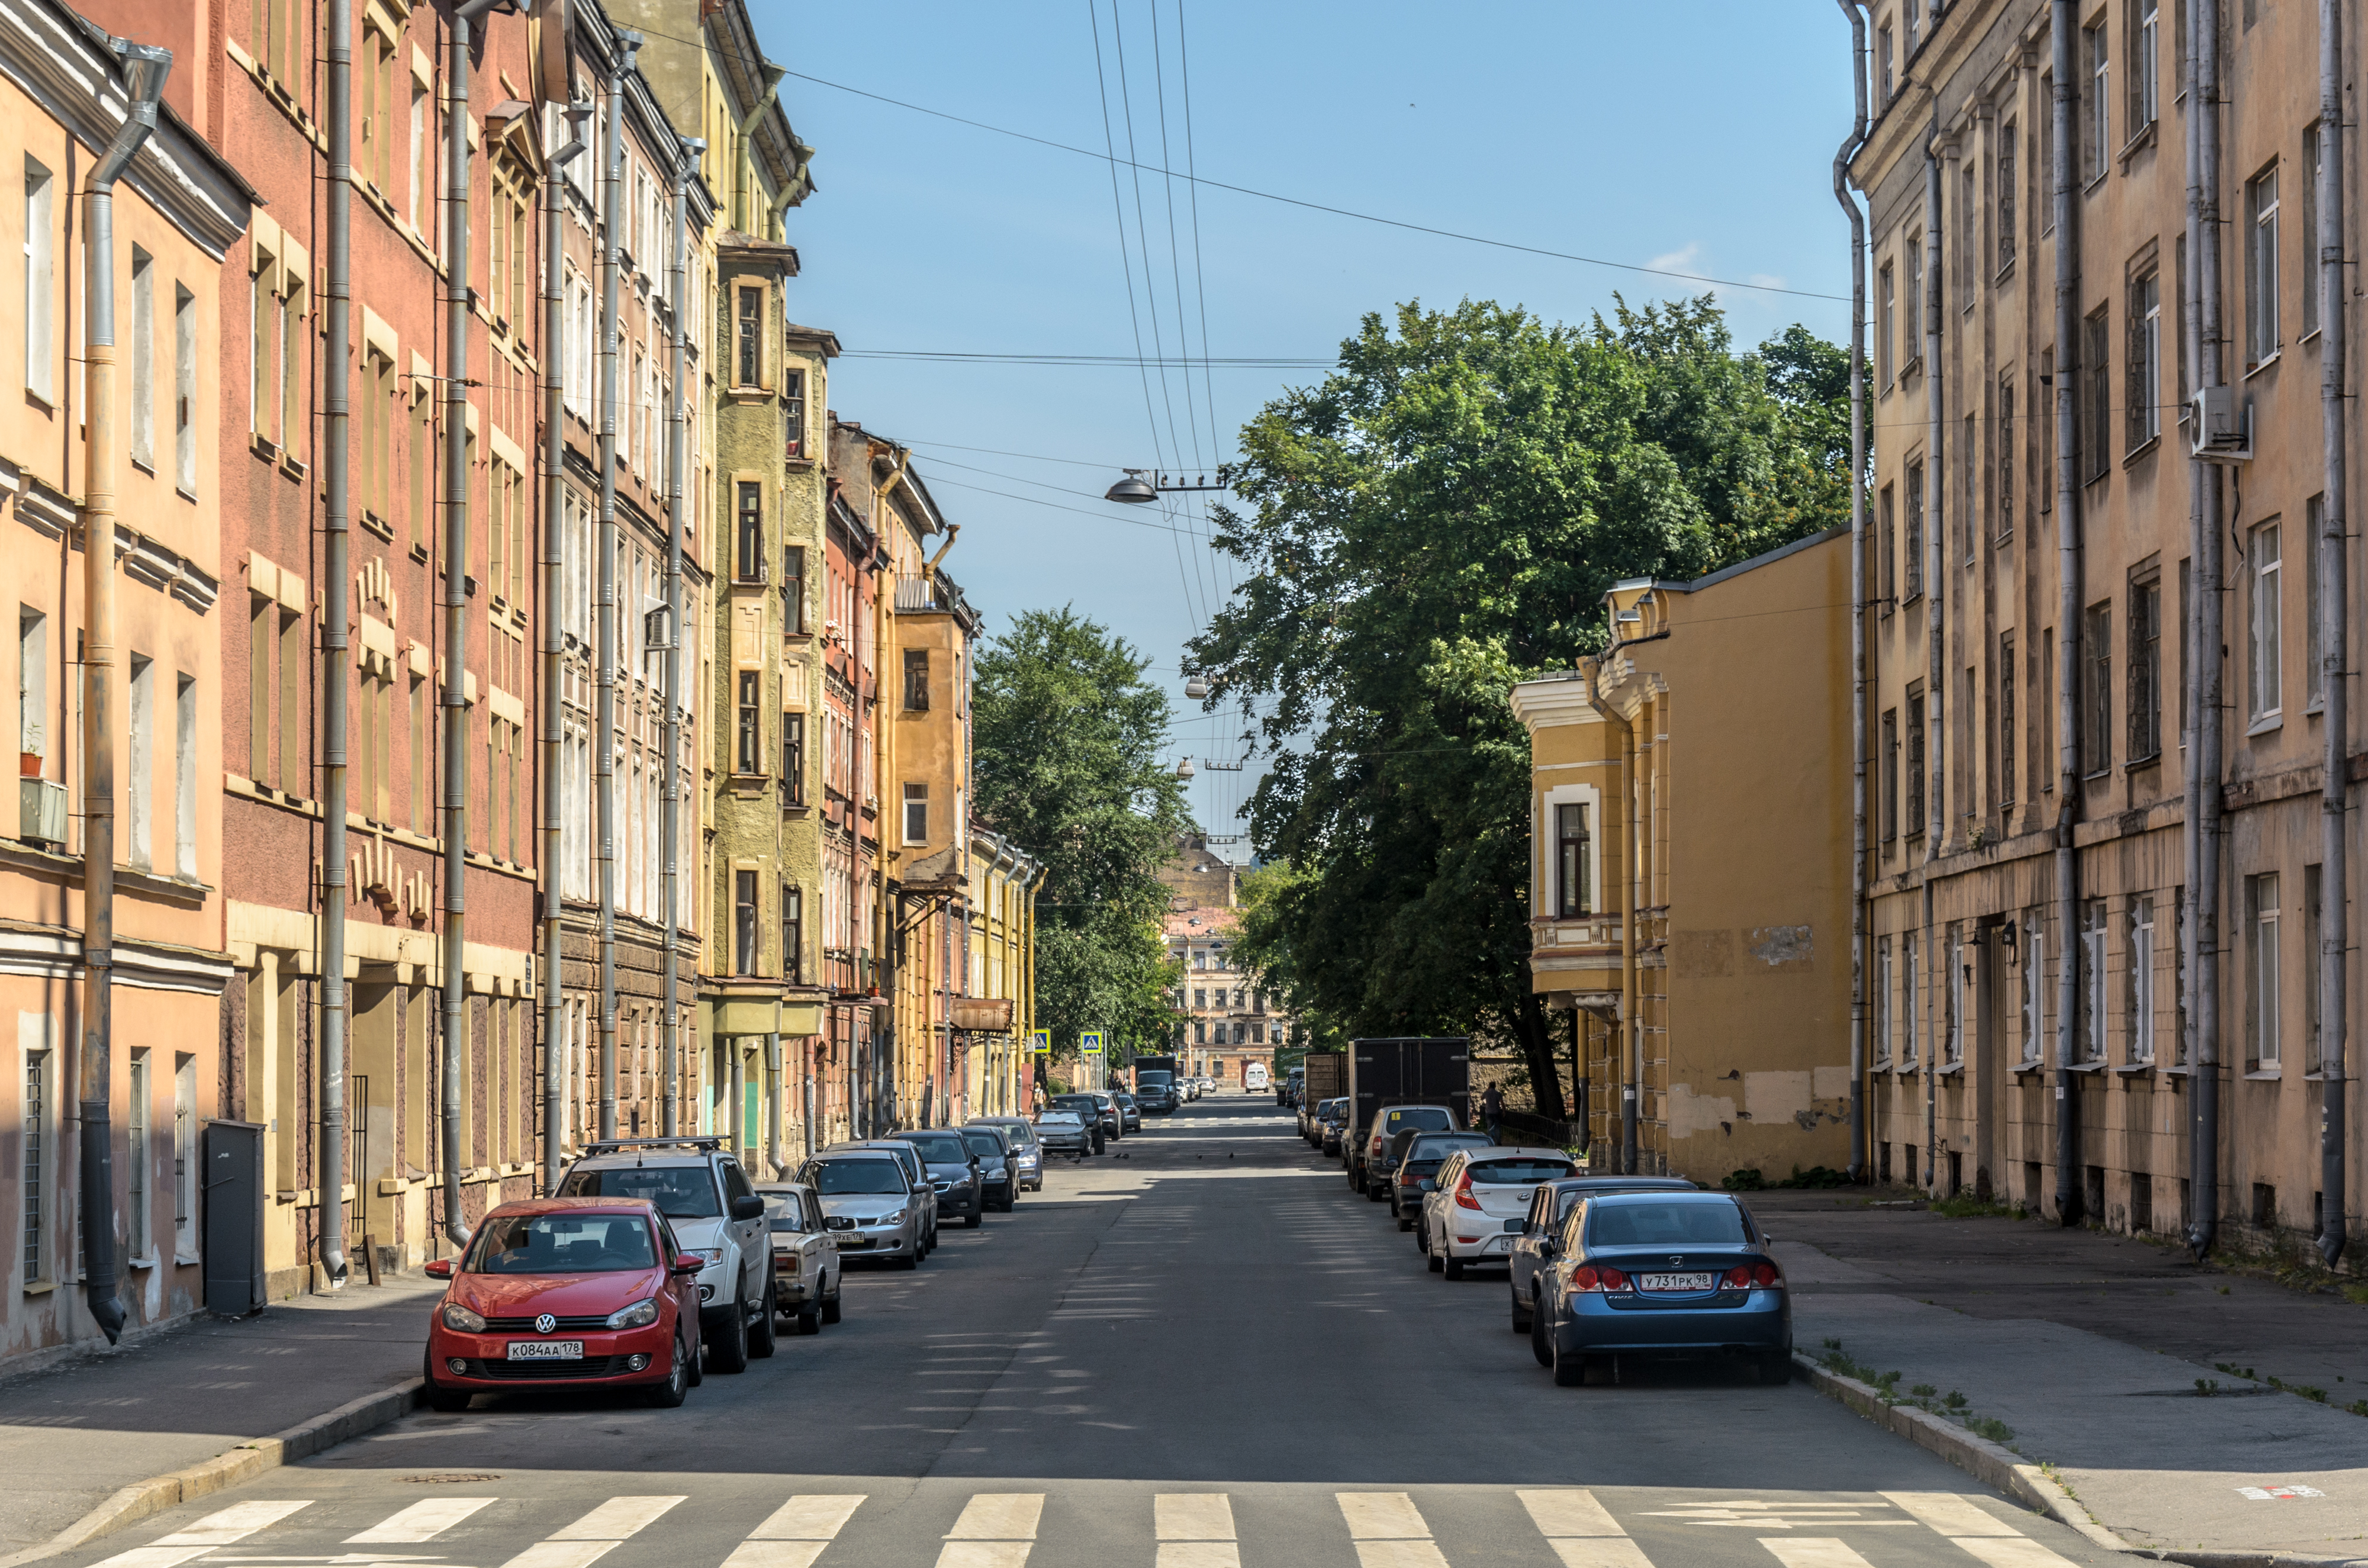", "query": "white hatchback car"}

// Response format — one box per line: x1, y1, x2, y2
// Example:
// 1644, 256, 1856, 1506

1421, 1147, 1579, 1279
